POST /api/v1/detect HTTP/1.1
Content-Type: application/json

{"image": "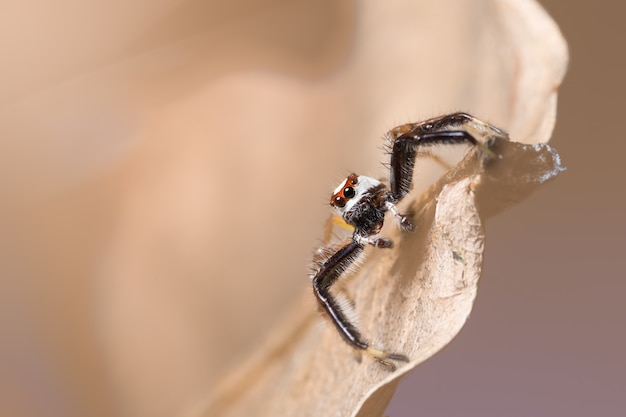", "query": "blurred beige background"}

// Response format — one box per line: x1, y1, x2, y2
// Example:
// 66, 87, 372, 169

0, 1, 623, 417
